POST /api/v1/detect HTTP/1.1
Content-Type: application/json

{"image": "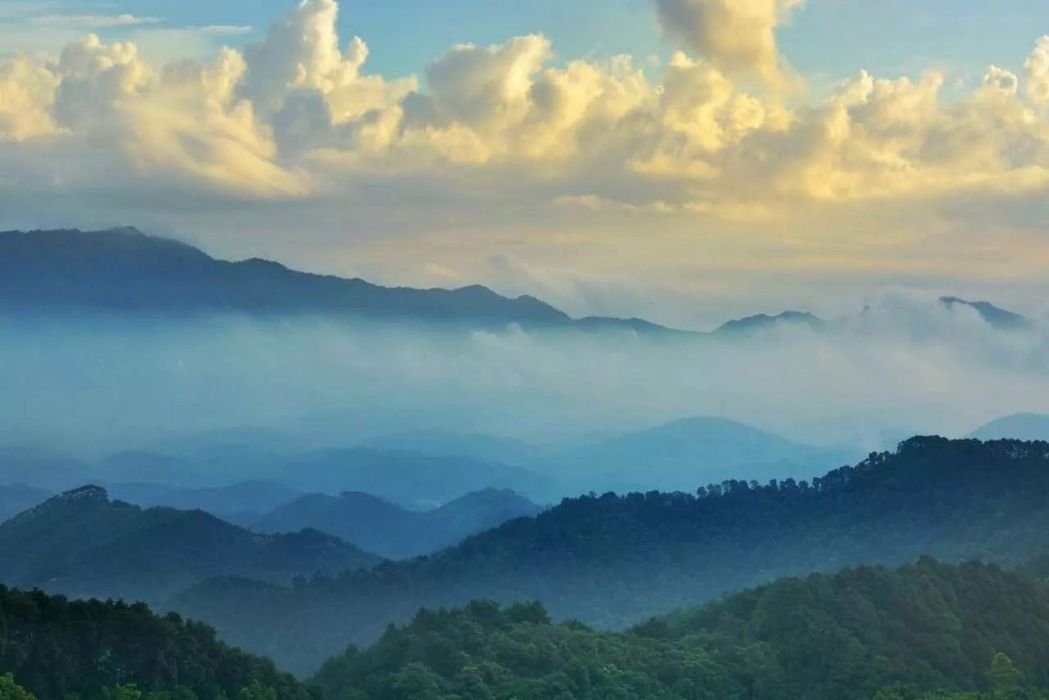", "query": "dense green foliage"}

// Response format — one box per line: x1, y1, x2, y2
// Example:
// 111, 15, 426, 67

0, 586, 316, 700
0, 485, 379, 603
176, 437, 1049, 673
313, 559, 1049, 700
